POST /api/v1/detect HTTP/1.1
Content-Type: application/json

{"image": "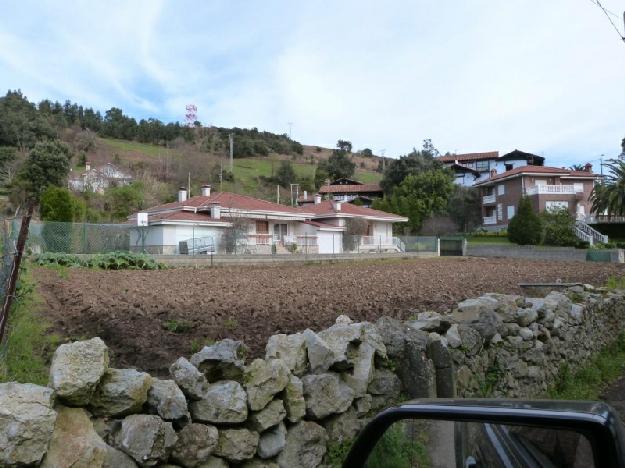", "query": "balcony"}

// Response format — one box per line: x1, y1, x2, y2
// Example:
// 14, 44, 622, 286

483, 215, 497, 225
482, 194, 496, 204
526, 184, 582, 196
